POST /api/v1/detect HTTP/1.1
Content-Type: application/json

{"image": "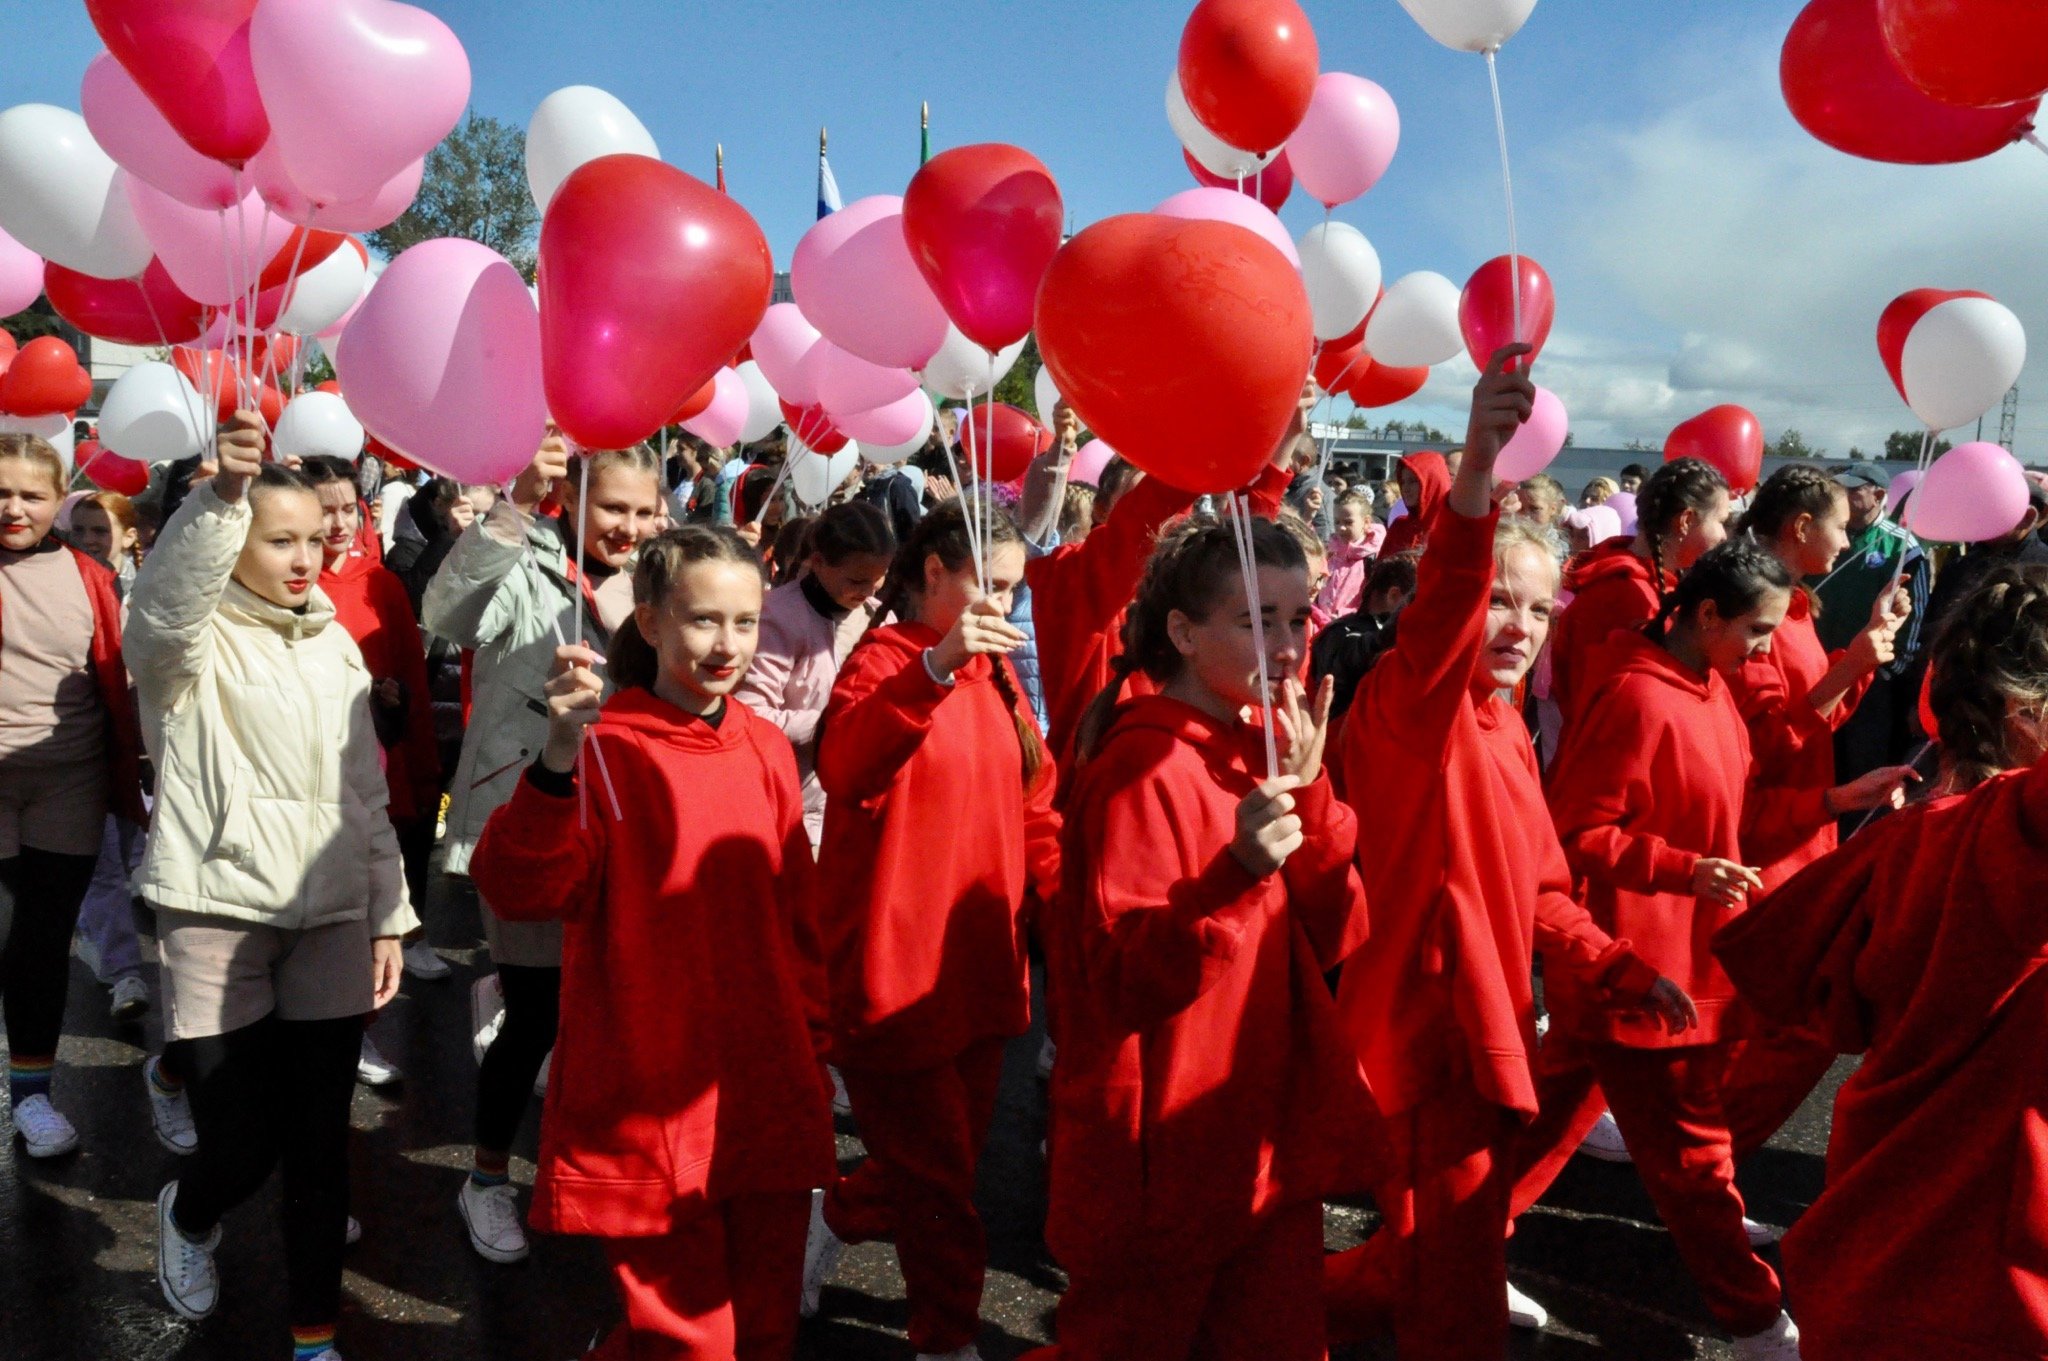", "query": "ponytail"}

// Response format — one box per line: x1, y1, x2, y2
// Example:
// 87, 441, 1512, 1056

1636, 456, 1729, 618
